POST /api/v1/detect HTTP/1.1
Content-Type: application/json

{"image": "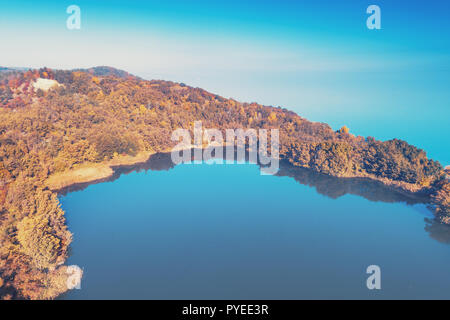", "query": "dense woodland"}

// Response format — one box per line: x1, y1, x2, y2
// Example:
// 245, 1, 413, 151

0, 66, 448, 299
